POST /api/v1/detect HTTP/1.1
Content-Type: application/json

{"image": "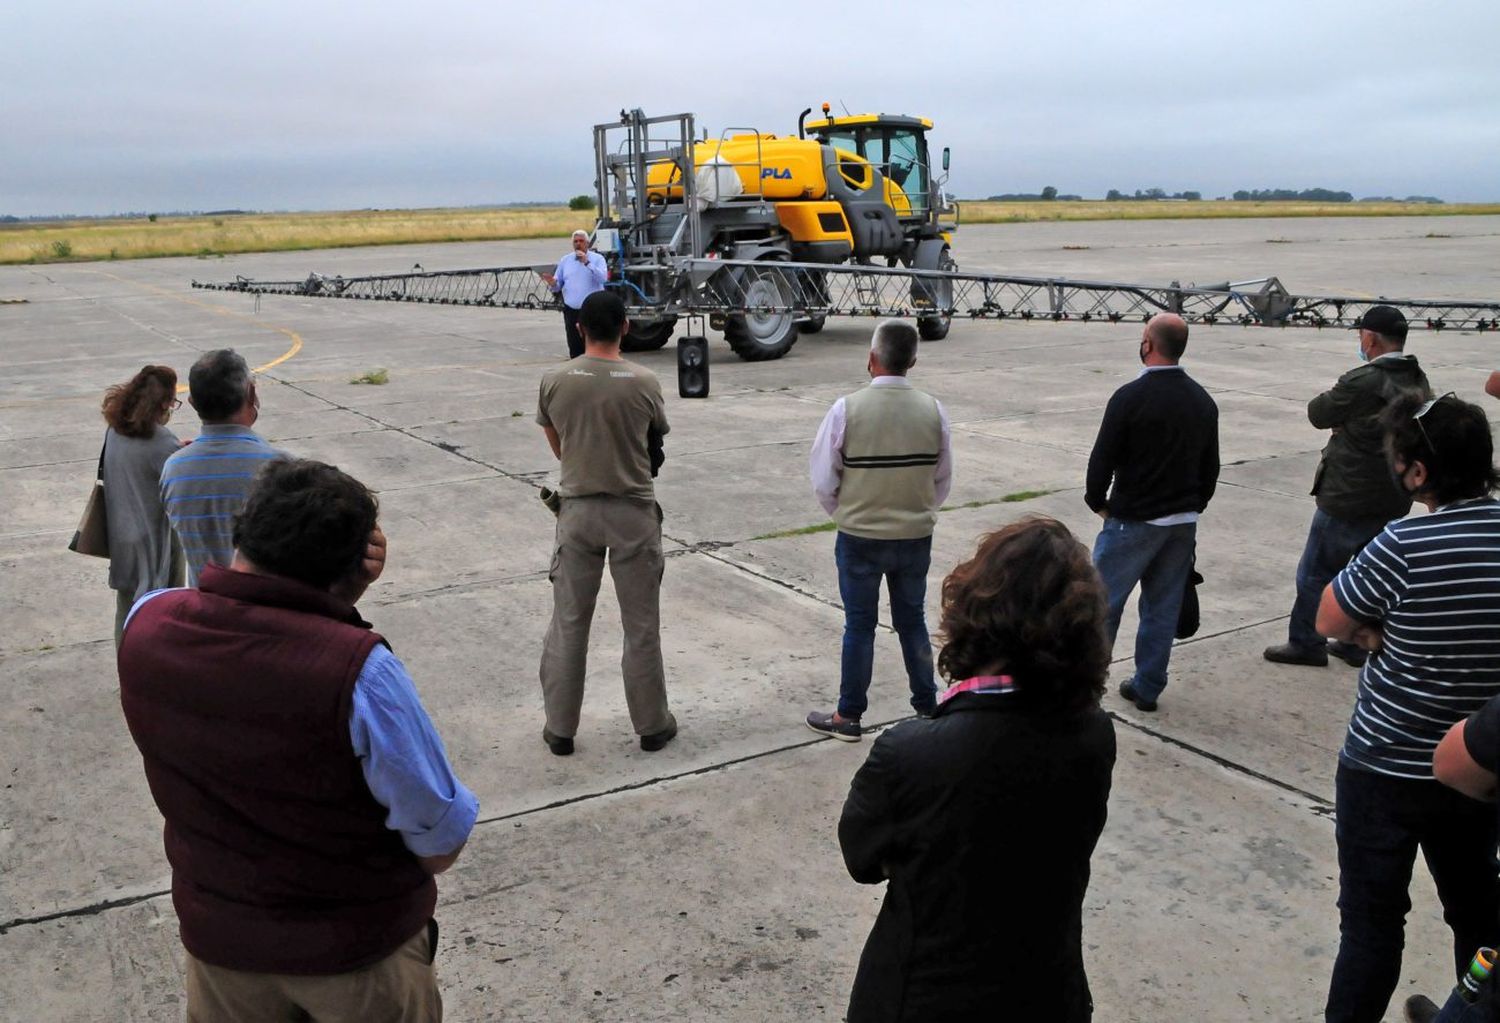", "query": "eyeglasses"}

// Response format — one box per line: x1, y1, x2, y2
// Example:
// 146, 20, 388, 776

169, 398, 183, 410
1413, 391, 1455, 455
